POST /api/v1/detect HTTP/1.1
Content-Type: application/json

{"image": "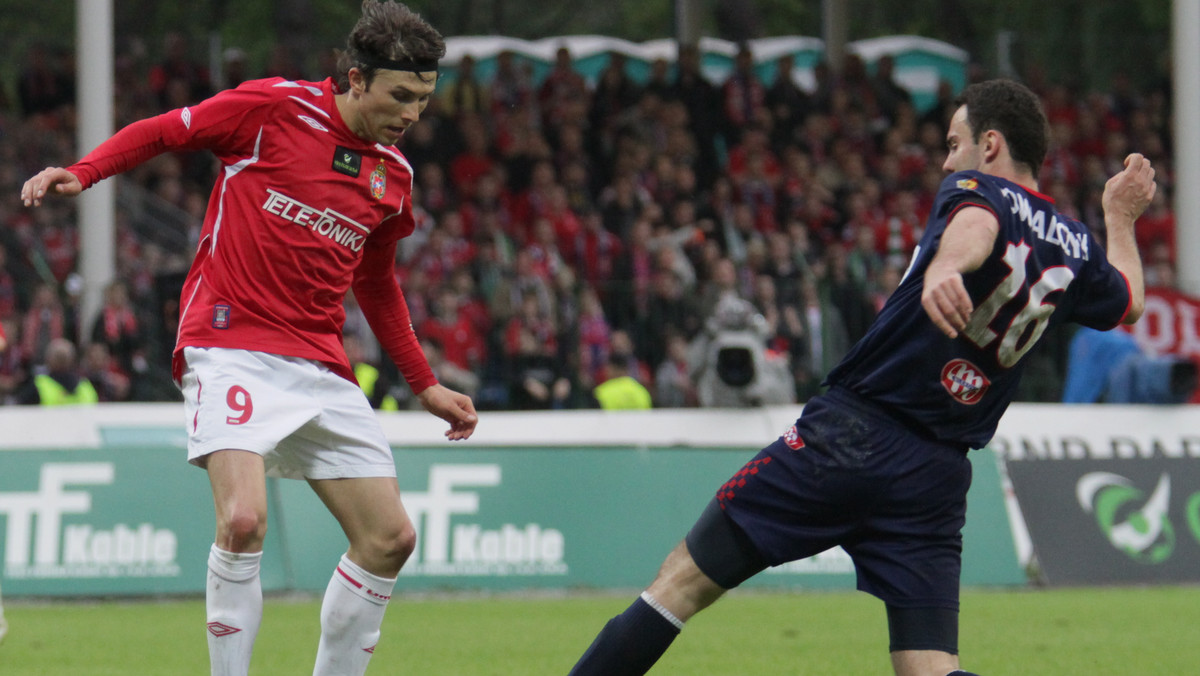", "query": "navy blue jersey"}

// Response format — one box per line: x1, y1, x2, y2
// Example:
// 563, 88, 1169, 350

825, 170, 1131, 448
